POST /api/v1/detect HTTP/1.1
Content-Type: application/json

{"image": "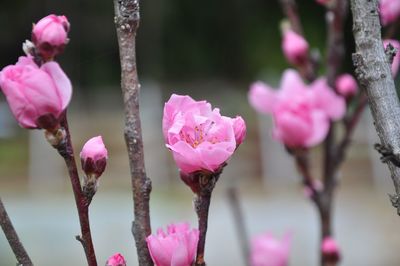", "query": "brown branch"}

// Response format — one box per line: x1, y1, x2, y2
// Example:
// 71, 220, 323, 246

113, 1, 153, 265
227, 187, 250, 266
351, 0, 400, 214
0, 197, 33, 266
54, 114, 97, 266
